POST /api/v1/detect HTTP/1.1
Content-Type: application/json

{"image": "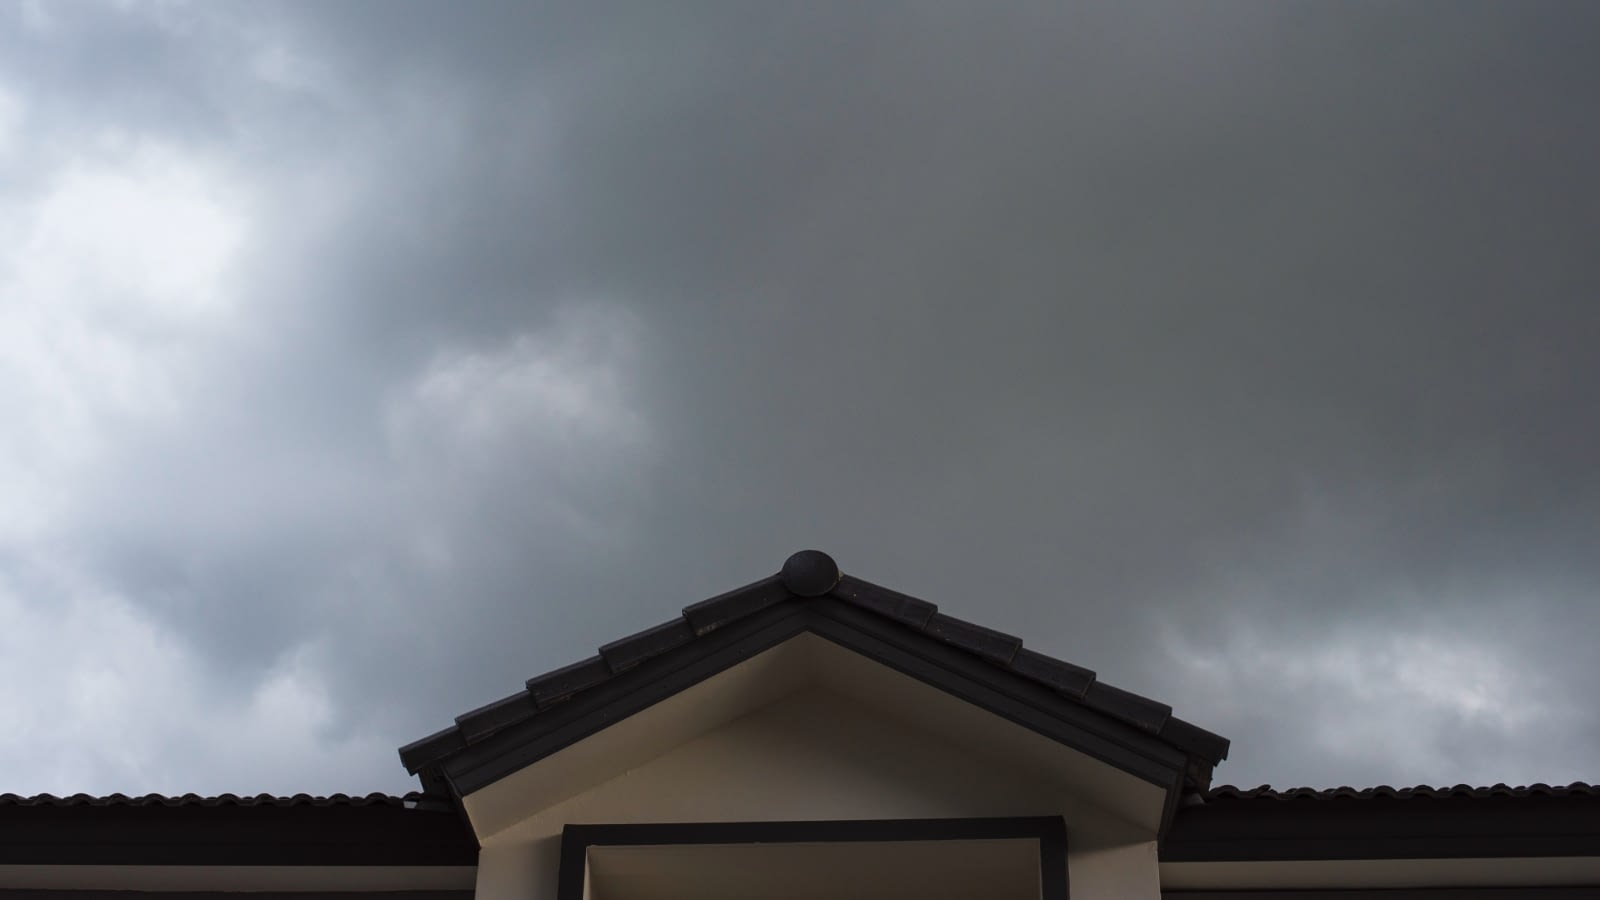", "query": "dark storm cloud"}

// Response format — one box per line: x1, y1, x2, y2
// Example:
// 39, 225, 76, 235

2, 1, 1596, 795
